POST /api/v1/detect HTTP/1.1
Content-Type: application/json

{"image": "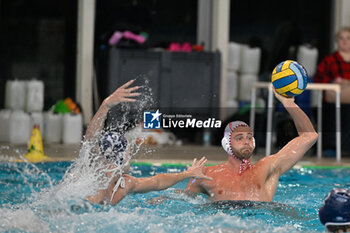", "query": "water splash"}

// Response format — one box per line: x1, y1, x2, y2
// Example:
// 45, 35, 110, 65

1, 161, 339, 232
0, 75, 332, 232
0, 77, 156, 231
55, 76, 155, 201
